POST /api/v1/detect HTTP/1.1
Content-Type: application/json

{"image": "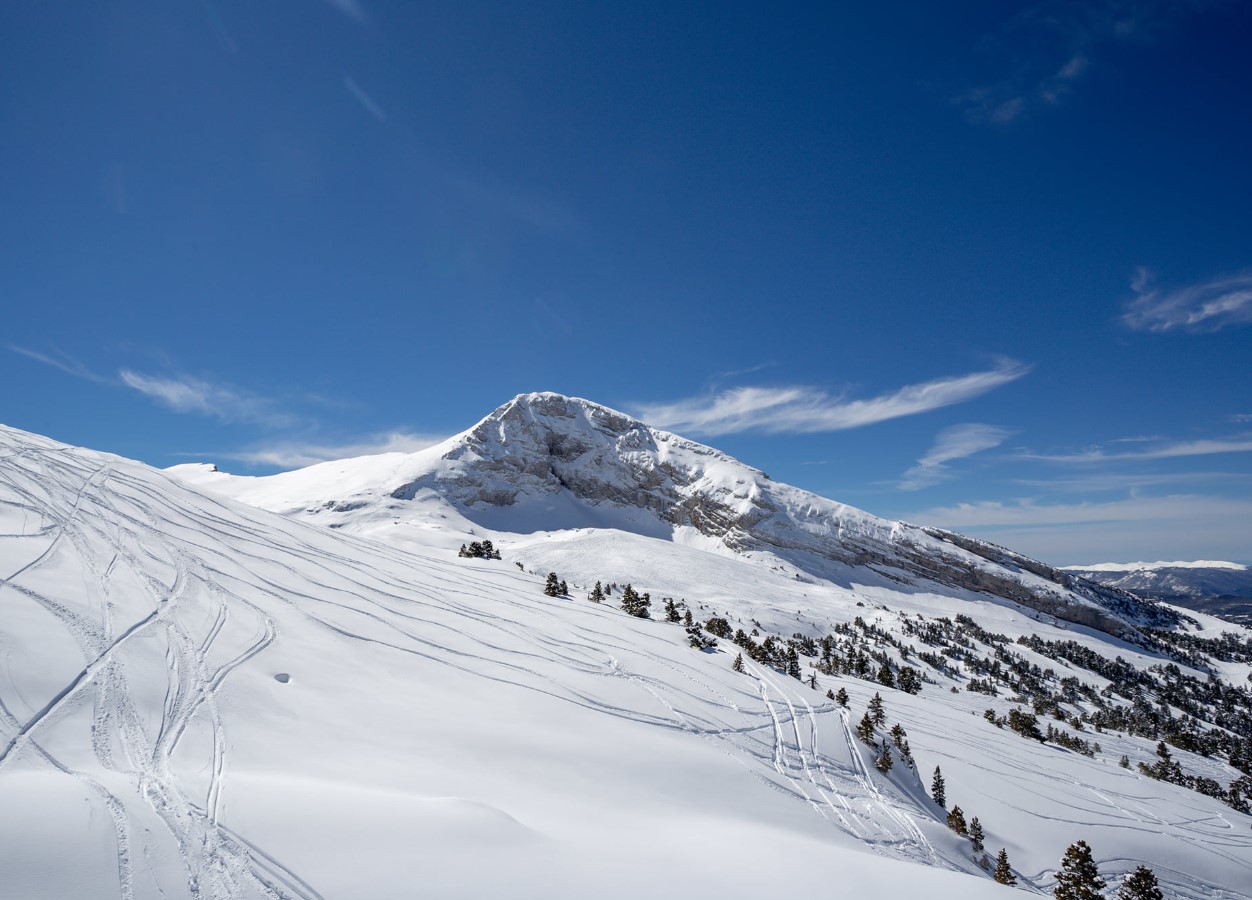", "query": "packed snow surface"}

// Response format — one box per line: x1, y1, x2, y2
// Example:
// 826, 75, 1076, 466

4, 398, 1252, 899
